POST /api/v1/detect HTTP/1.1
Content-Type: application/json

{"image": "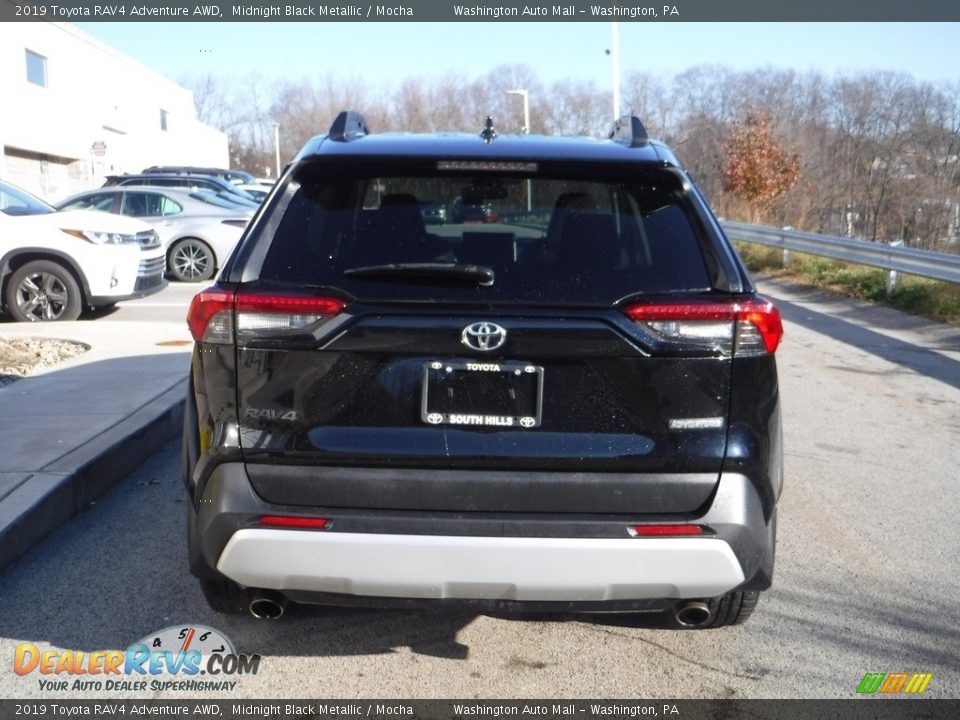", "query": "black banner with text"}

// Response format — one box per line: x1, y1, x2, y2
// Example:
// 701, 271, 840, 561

2, 0, 960, 22
3, 700, 960, 720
